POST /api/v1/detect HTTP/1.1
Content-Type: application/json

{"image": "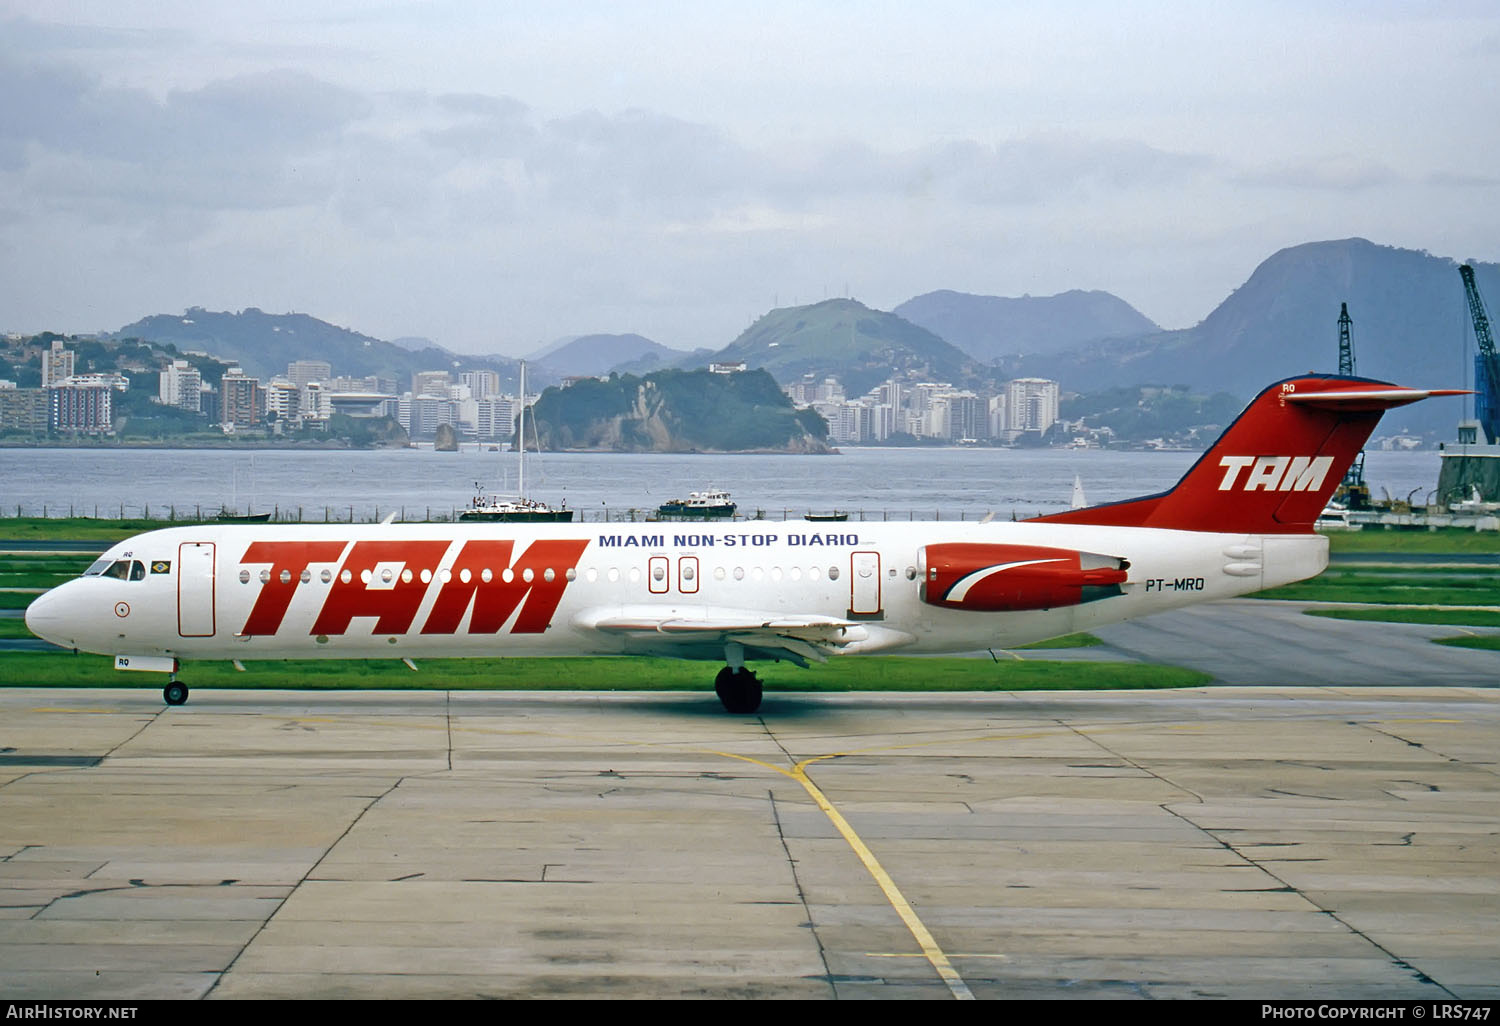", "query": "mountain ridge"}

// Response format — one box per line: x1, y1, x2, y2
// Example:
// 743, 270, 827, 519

894, 288, 1160, 363
1007, 239, 1500, 435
